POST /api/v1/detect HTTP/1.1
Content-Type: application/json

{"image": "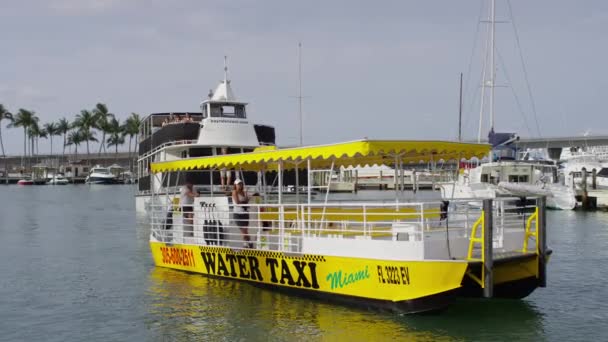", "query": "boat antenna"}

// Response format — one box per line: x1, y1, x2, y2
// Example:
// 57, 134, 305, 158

458, 72, 463, 142
298, 42, 303, 146
224, 55, 229, 84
